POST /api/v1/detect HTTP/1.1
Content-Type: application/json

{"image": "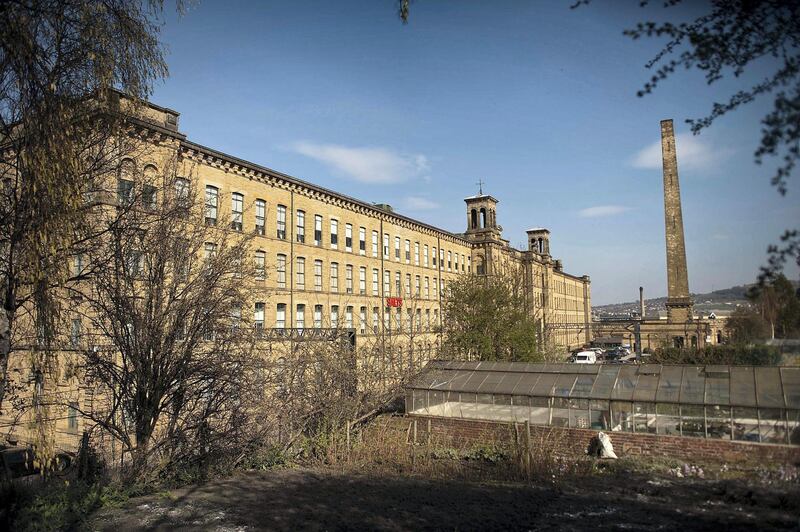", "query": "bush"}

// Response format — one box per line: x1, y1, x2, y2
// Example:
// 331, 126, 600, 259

650, 344, 781, 365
